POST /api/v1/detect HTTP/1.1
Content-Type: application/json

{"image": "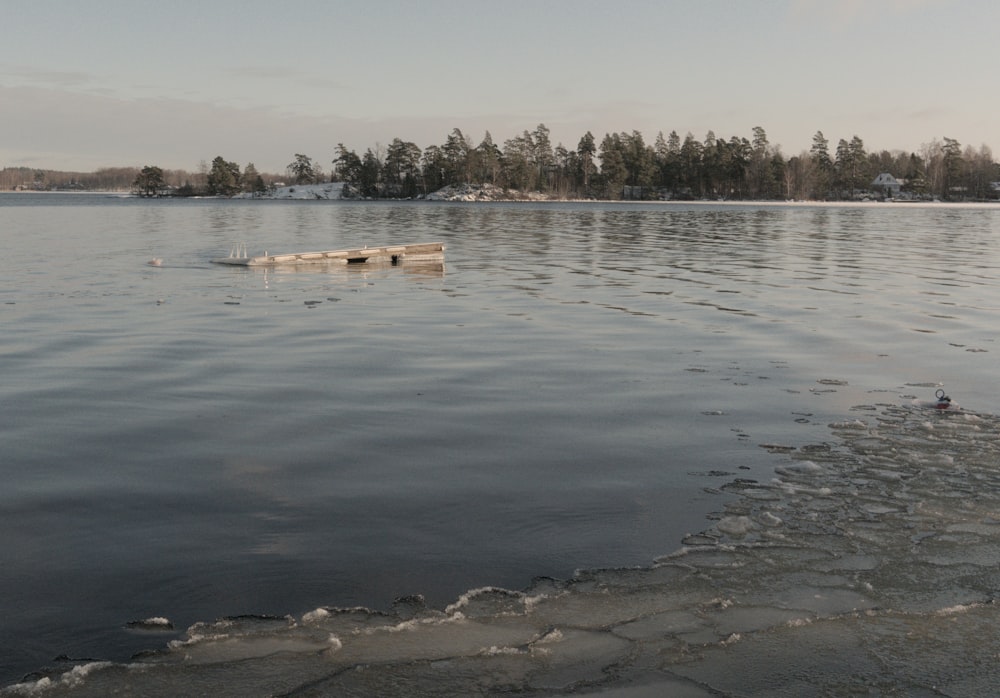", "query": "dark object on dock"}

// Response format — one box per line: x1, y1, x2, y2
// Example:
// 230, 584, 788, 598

211, 242, 444, 267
